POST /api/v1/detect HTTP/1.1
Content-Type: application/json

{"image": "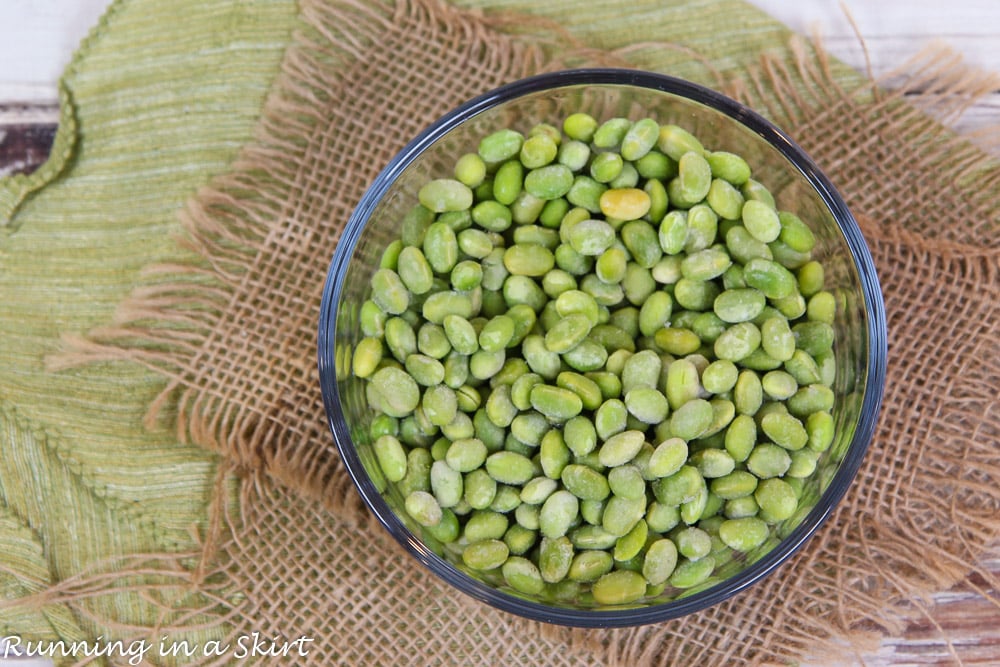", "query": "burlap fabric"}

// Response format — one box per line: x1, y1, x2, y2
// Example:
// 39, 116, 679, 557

50, 0, 1000, 663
